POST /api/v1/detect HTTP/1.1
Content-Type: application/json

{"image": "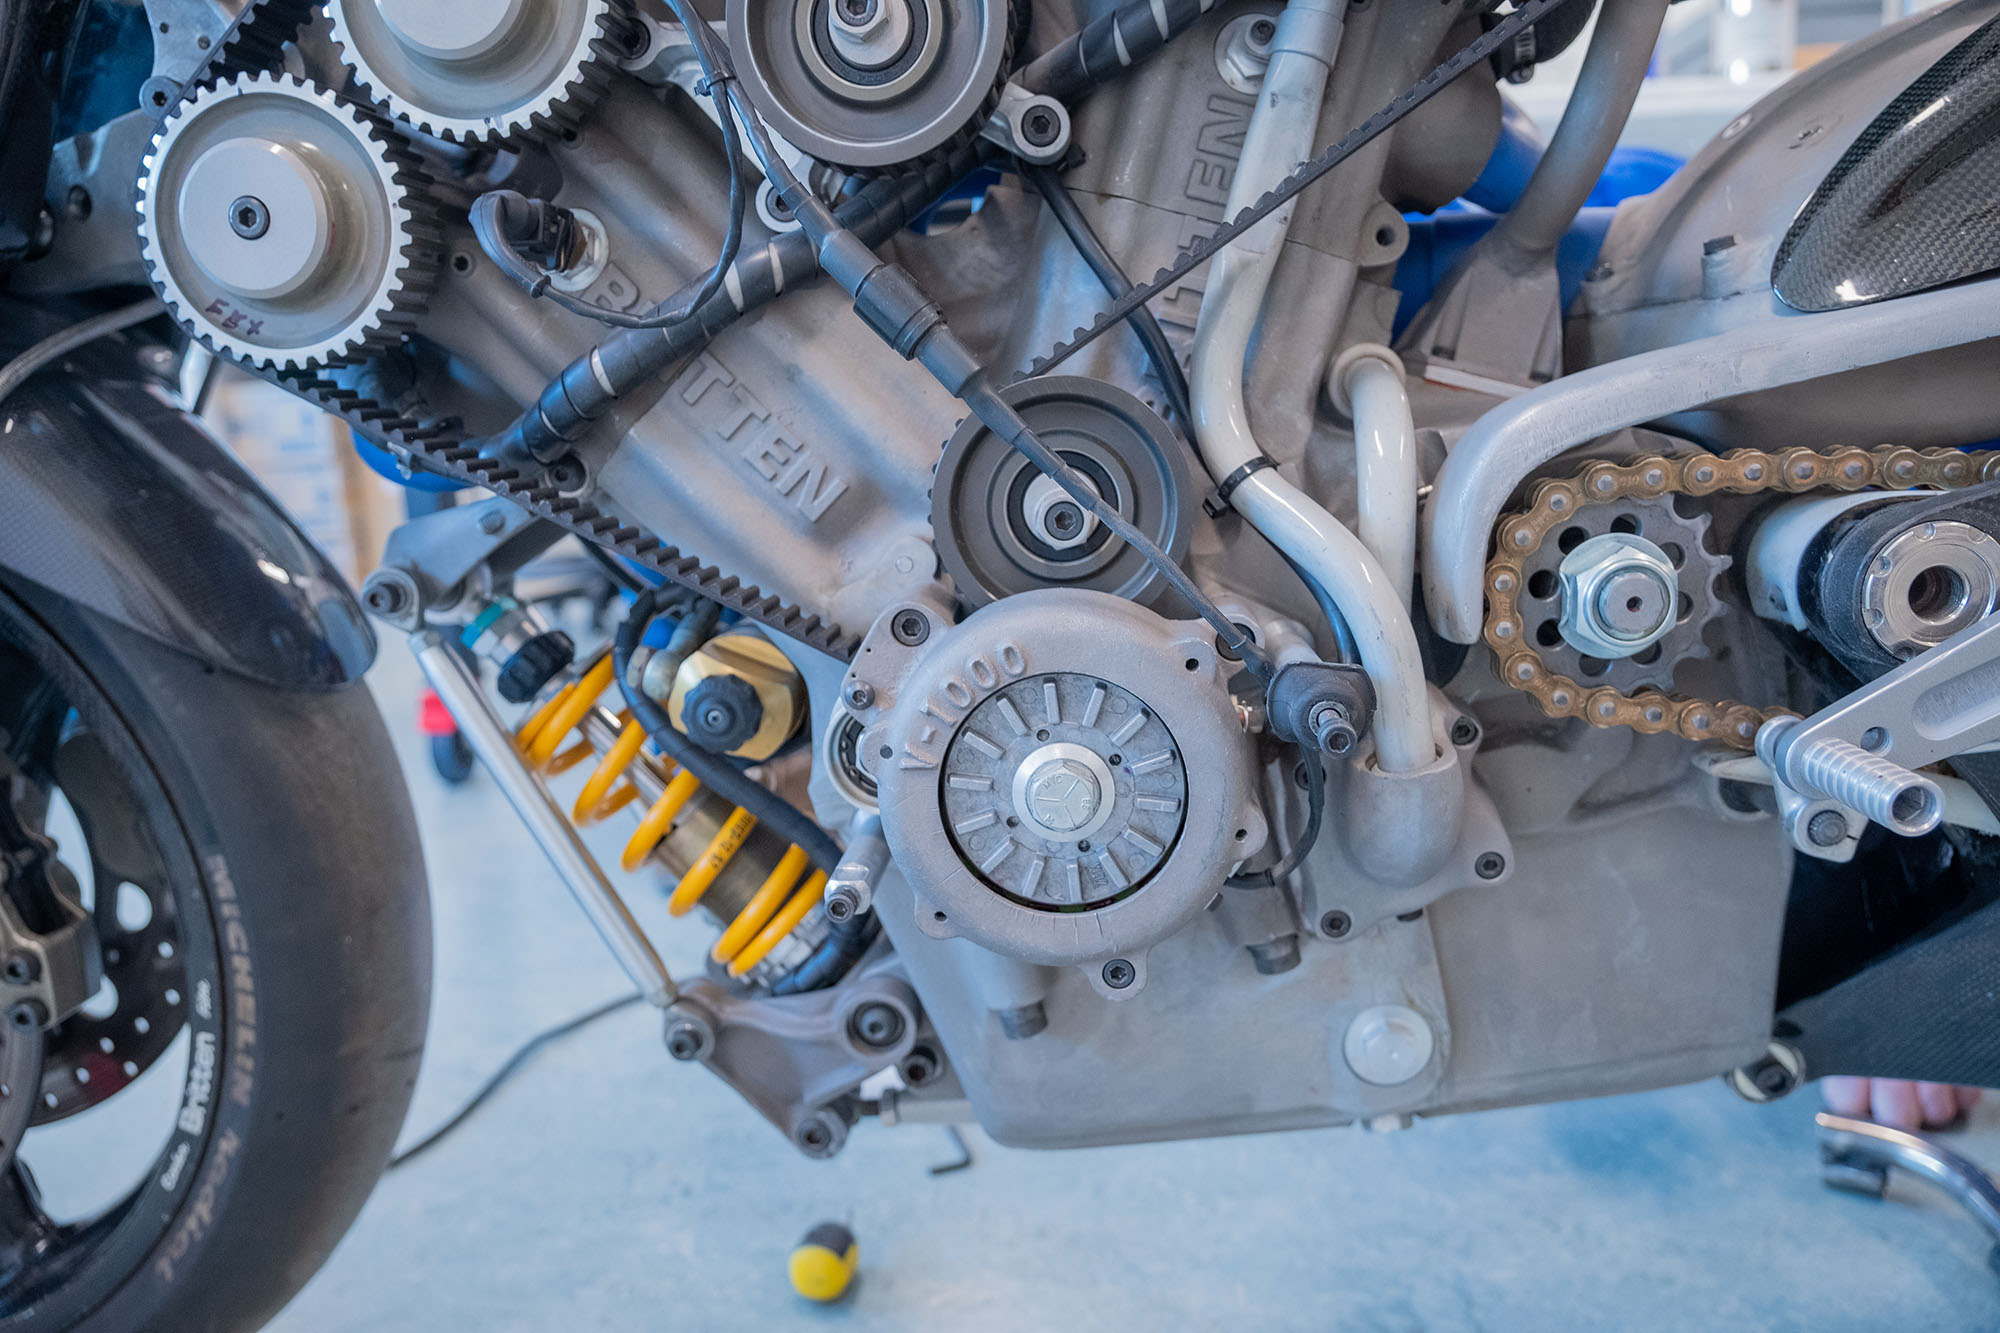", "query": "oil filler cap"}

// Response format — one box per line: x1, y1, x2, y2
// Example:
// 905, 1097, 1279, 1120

682, 674, 764, 753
